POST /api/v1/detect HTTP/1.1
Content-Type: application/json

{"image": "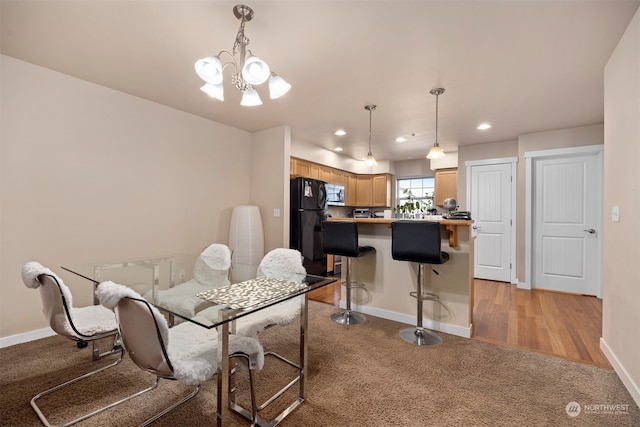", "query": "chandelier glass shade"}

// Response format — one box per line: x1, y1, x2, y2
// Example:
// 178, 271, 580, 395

364, 104, 378, 166
195, 4, 291, 106
426, 88, 446, 160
